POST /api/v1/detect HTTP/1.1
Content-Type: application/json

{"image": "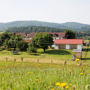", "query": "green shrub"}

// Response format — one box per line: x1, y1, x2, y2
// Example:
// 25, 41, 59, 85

27, 46, 37, 54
